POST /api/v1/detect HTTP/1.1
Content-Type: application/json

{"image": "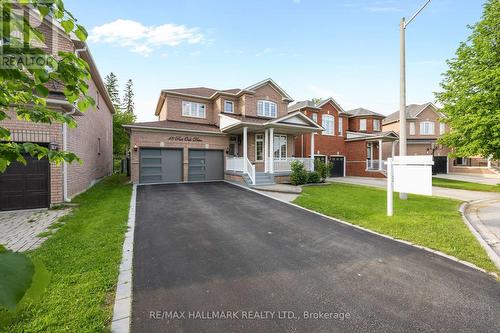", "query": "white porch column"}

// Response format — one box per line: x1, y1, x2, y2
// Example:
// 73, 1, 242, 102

391, 140, 397, 157
243, 126, 248, 173
310, 133, 315, 171
369, 143, 374, 169
487, 155, 492, 168
378, 139, 383, 170
269, 128, 274, 174
264, 129, 269, 173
